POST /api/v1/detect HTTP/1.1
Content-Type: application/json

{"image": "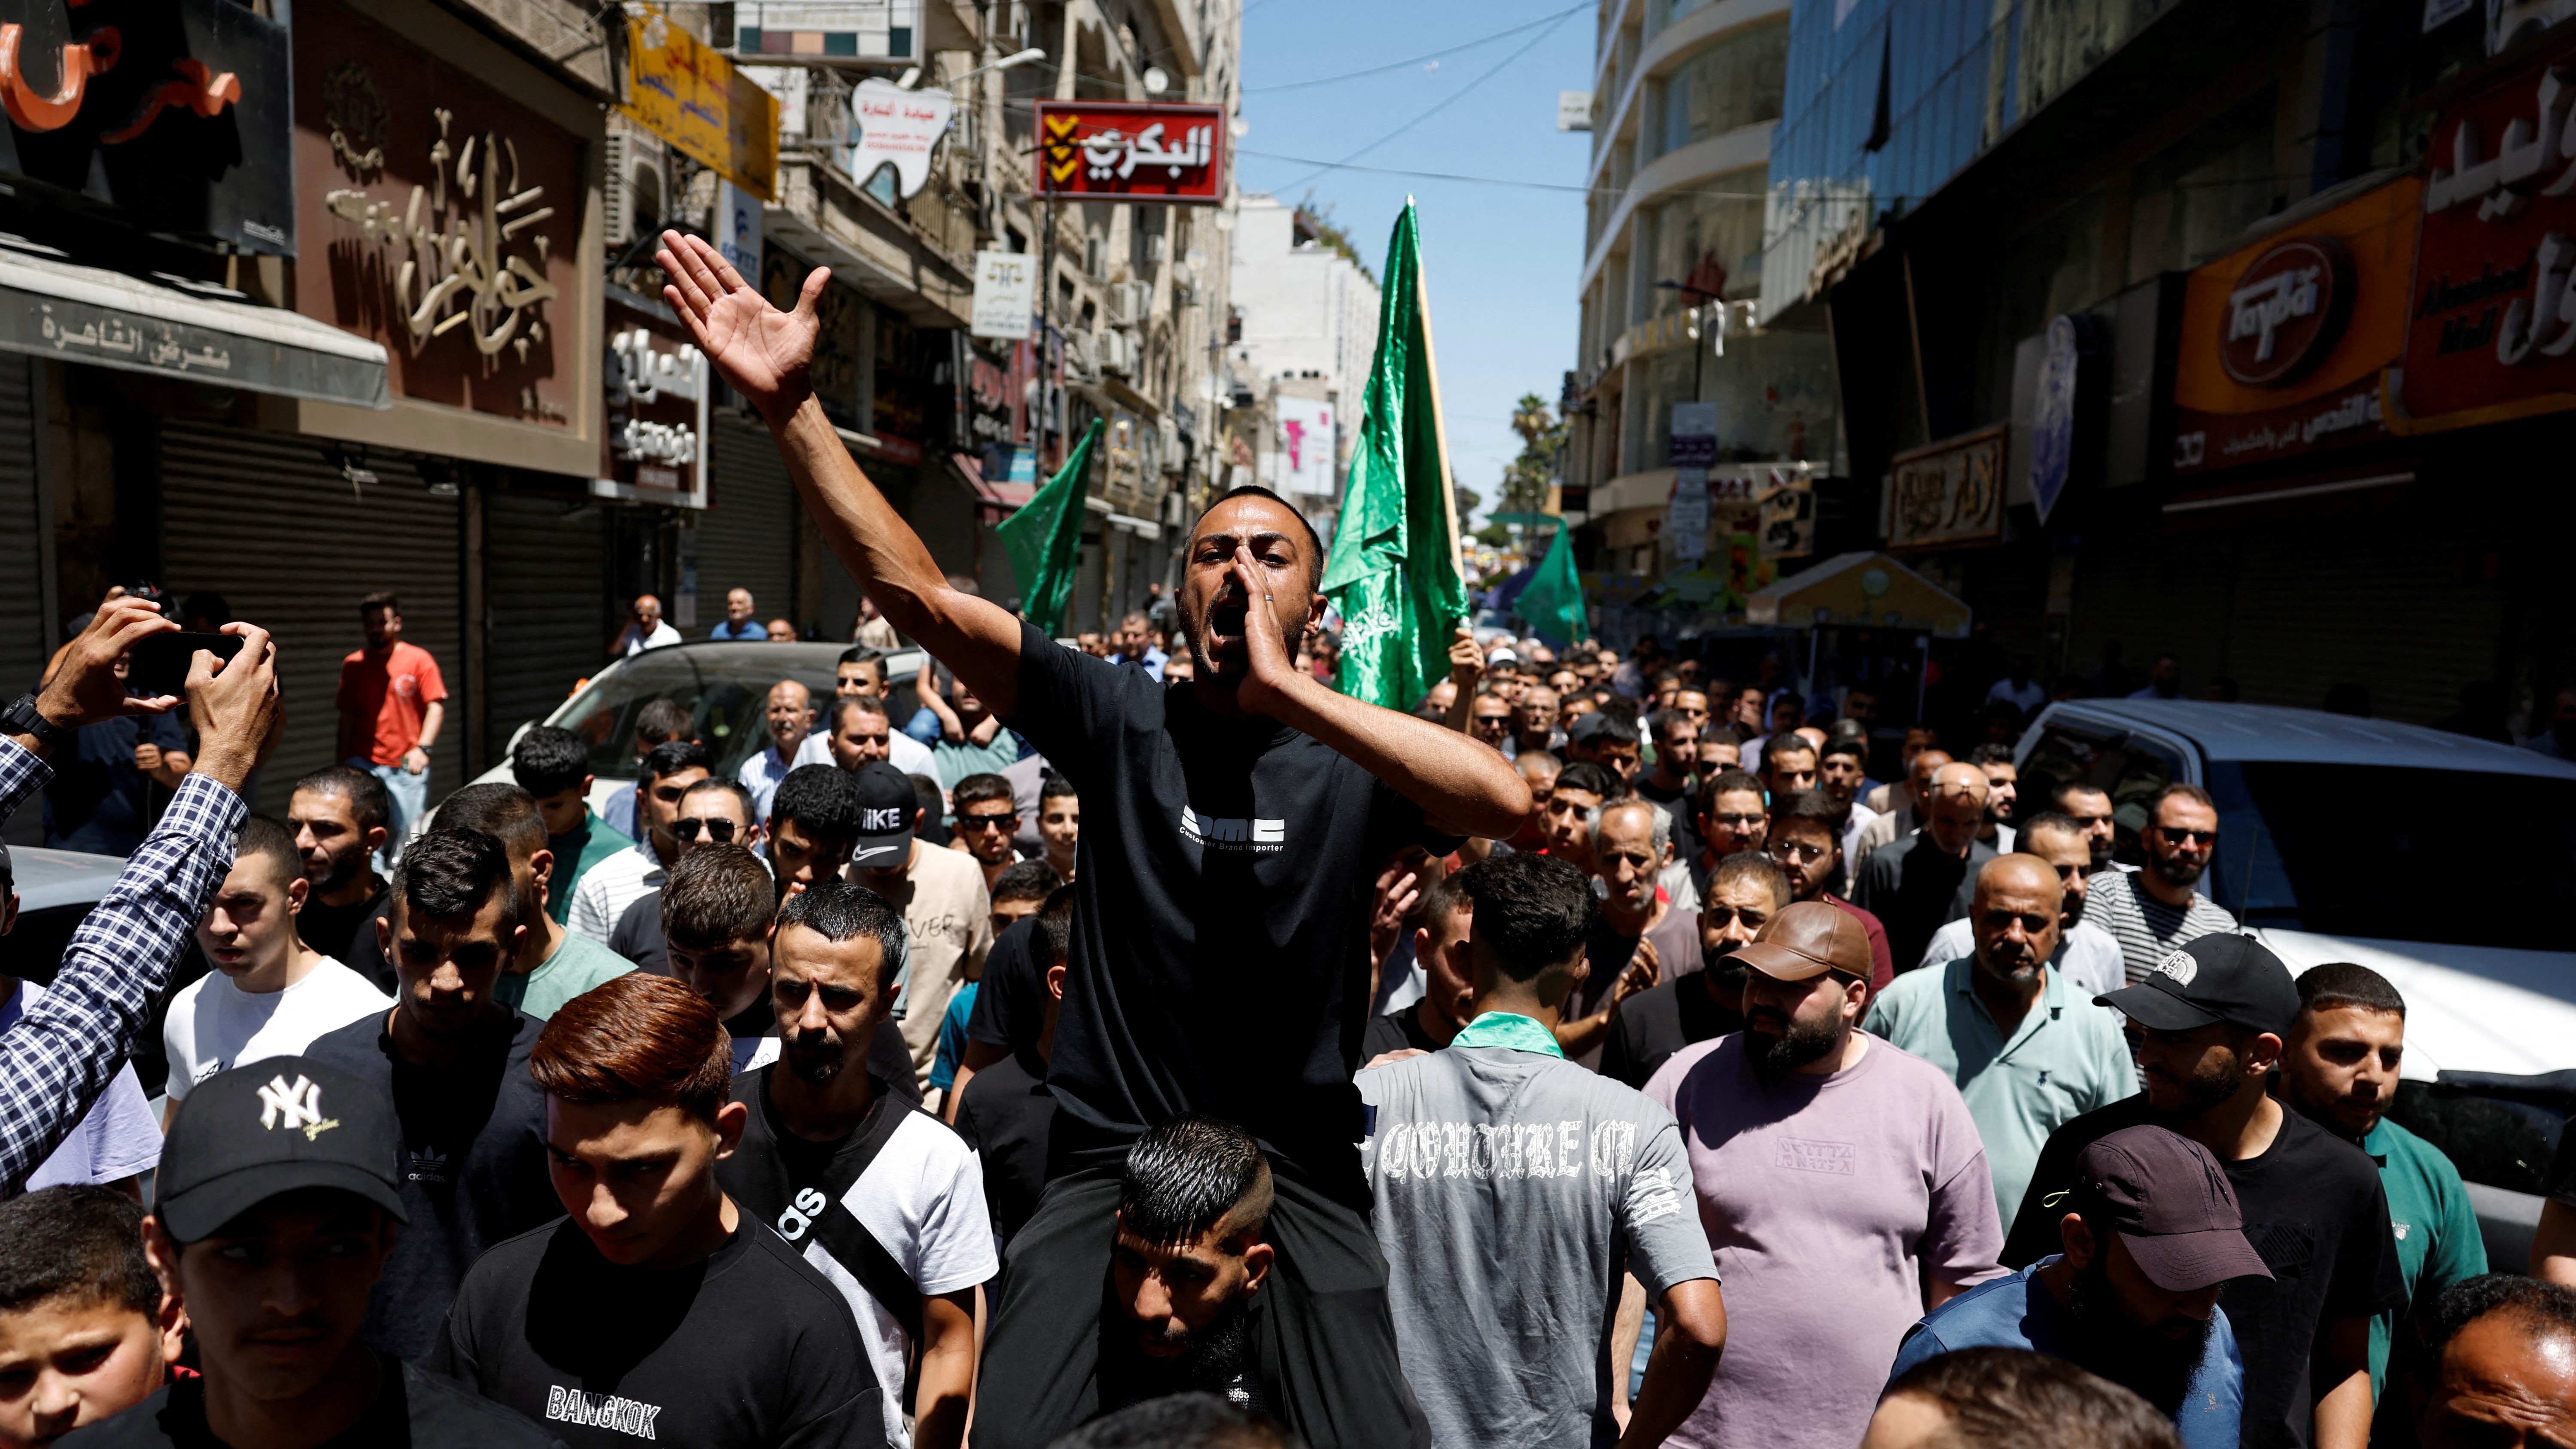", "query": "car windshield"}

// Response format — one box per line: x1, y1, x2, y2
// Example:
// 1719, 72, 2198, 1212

2205, 761, 2576, 951
547, 645, 922, 784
